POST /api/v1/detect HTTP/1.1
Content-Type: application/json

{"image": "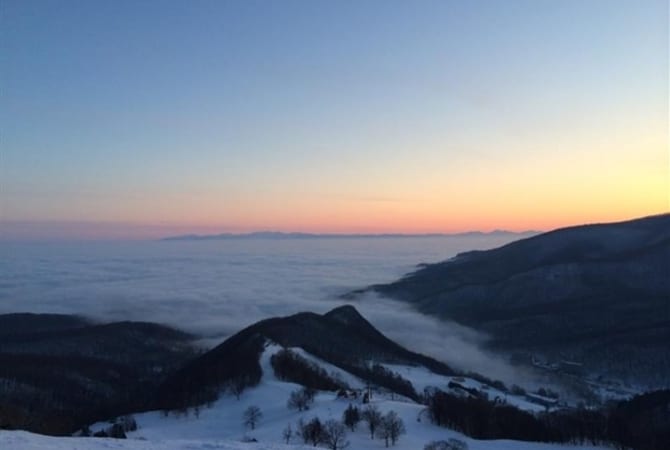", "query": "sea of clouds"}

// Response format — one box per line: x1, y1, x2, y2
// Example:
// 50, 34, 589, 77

0, 235, 534, 385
